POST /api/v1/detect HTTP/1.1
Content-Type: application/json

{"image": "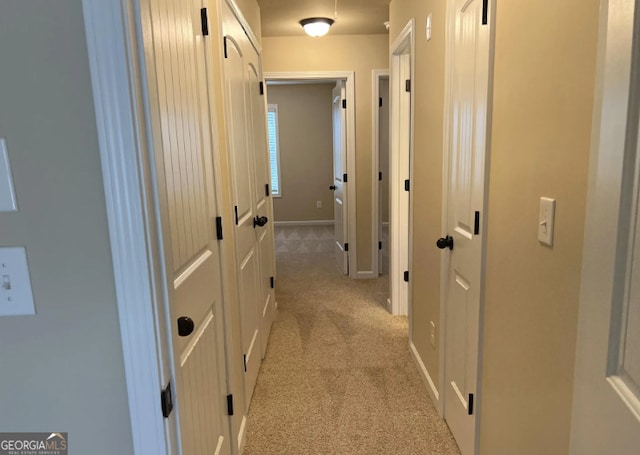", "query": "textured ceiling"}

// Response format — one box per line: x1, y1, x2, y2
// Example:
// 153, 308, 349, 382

257, 0, 391, 37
